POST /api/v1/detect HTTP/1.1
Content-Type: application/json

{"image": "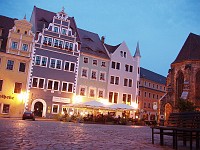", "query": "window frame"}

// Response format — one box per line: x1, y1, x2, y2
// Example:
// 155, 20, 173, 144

31, 77, 45, 89
49, 58, 62, 70
91, 69, 98, 80
19, 62, 26, 72
89, 87, 96, 98
47, 79, 60, 91
35, 55, 48, 67
6, 60, 14, 70
11, 41, 18, 49
52, 104, 59, 114
99, 71, 106, 82
21, 43, 29, 51
61, 81, 74, 93
79, 86, 87, 96
14, 82, 22, 93
2, 104, 10, 114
